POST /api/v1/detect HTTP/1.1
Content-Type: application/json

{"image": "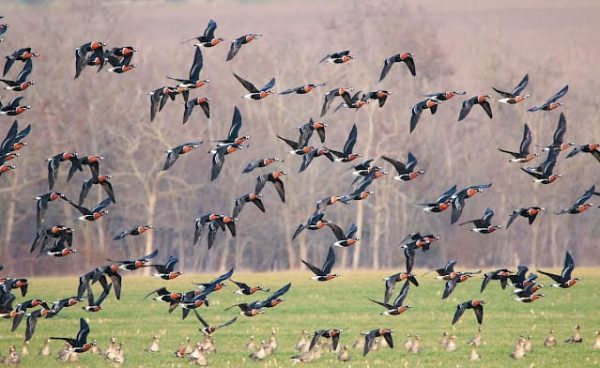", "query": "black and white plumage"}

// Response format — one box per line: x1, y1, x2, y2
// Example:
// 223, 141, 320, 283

327, 223, 359, 248
537, 251, 580, 288
498, 123, 538, 162
321, 87, 354, 116
458, 208, 501, 233
0, 58, 34, 91
528, 84, 568, 112
242, 157, 280, 173
458, 95, 493, 121
50, 317, 93, 353
78, 175, 115, 206
379, 52, 415, 81
452, 300, 485, 325
362, 328, 394, 356
255, 171, 286, 202
181, 19, 223, 47
369, 280, 413, 316
450, 183, 493, 224
193, 310, 237, 335
233, 193, 265, 218
555, 185, 597, 215
409, 98, 438, 133
506, 206, 544, 228
47, 152, 82, 190
233, 72, 275, 99
183, 97, 210, 124
381, 152, 424, 181
162, 142, 203, 171
309, 329, 342, 351
227, 34, 262, 61
319, 50, 353, 64
301, 246, 339, 281
521, 147, 560, 184
328, 123, 361, 162
493, 74, 529, 103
